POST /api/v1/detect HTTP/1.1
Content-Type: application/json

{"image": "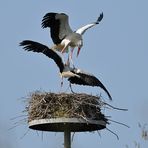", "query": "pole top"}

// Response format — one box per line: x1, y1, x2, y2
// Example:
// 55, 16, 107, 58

29, 118, 106, 132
